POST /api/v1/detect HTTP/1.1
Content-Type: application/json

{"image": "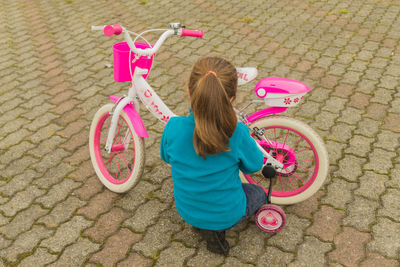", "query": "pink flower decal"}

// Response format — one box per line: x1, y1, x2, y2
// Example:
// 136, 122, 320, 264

301, 96, 304, 99
284, 98, 292, 105
294, 97, 299, 103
